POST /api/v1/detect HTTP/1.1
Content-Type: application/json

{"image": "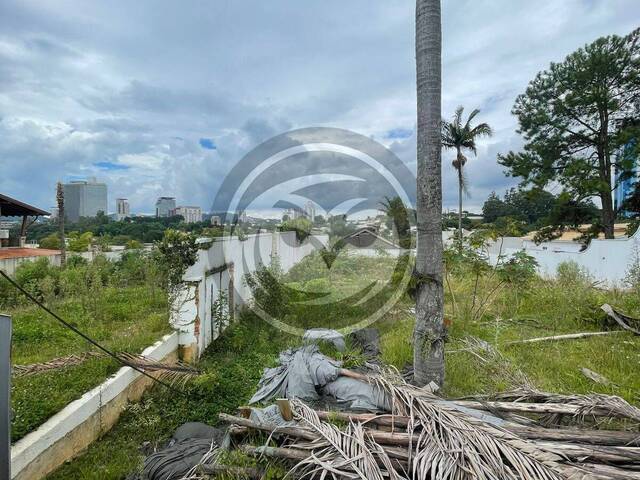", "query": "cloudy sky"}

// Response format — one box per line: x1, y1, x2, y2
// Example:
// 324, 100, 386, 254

0, 1, 638, 216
